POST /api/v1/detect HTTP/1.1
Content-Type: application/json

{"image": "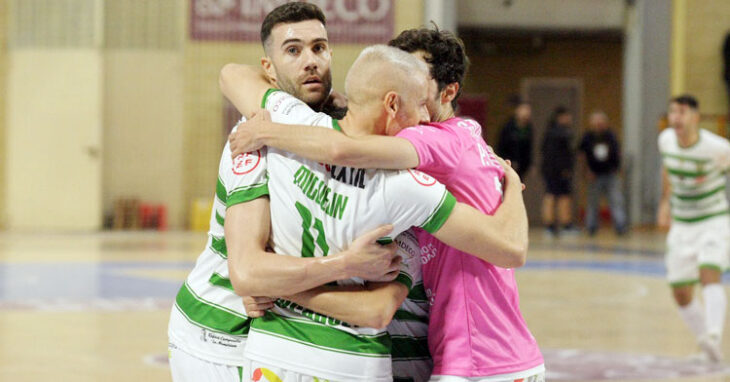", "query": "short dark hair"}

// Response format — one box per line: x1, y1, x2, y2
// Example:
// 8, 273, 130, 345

388, 26, 470, 109
260, 2, 326, 50
671, 94, 699, 110
549, 106, 571, 128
